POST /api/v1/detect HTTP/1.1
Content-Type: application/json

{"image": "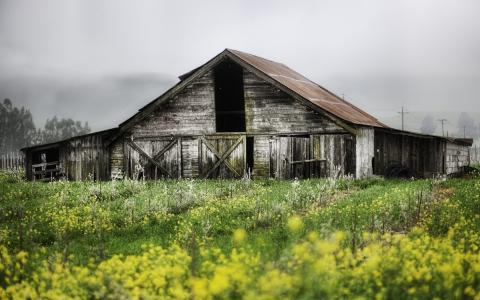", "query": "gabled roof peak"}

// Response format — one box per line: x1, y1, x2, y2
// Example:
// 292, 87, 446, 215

115, 49, 387, 142
223, 49, 386, 127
